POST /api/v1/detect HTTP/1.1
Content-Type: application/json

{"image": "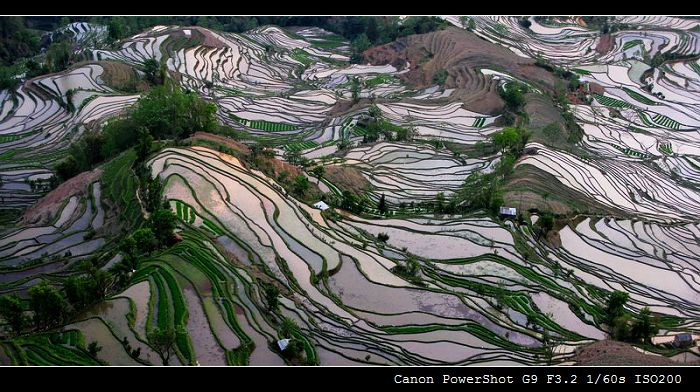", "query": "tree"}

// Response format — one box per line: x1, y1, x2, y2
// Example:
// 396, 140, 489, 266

378, 193, 388, 215
108, 17, 127, 42
87, 341, 102, 358
377, 232, 389, 243
129, 84, 218, 141
283, 149, 301, 165
518, 17, 532, 29
59, 17, 71, 28
89, 269, 110, 300
368, 105, 381, 118
341, 190, 362, 213
0, 294, 27, 335
499, 82, 526, 112
459, 16, 472, 30
119, 236, 138, 268
351, 77, 360, 103
491, 127, 520, 152
310, 166, 325, 182
366, 17, 379, 42
433, 69, 448, 86
350, 33, 371, 63
538, 212, 555, 235
0, 65, 20, 91
456, 171, 503, 214
631, 307, 658, 344
148, 327, 177, 365
28, 282, 67, 329
264, 284, 279, 311
292, 175, 309, 196
146, 176, 163, 212
606, 290, 629, 324
55, 154, 80, 181
133, 228, 157, 254
0, 17, 40, 64
611, 313, 633, 341
64, 276, 90, 309
136, 127, 153, 162
148, 208, 177, 246
143, 58, 162, 85
280, 317, 300, 338
46, 40, 72, 73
